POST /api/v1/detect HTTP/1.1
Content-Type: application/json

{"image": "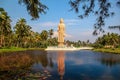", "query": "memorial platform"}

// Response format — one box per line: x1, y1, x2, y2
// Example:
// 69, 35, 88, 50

45, 46, 93, 51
